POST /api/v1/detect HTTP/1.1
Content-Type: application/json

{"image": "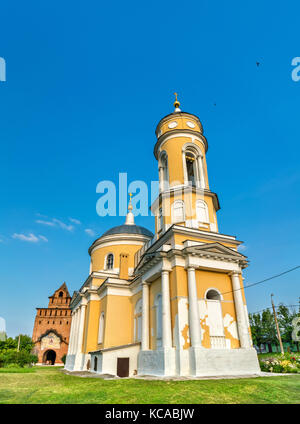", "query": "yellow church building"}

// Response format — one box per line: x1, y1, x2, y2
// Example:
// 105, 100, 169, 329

65, 97, 260, 377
